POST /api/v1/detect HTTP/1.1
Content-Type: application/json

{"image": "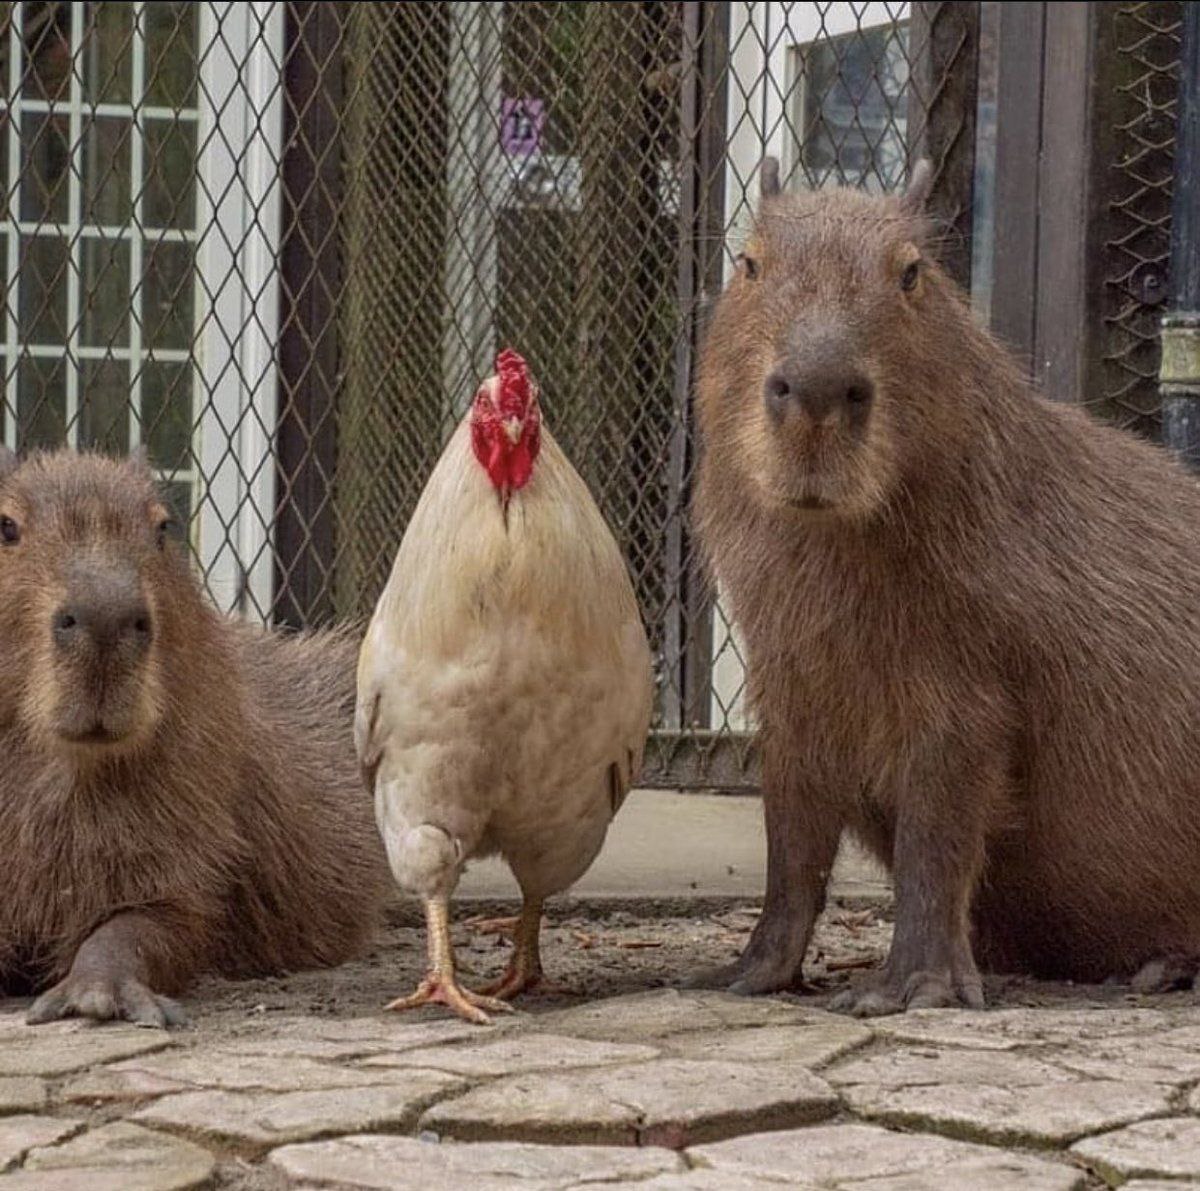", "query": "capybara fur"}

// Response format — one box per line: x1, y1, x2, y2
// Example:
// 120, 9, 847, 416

693, 157, 1200, 1015
0, 448, 388, 1025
